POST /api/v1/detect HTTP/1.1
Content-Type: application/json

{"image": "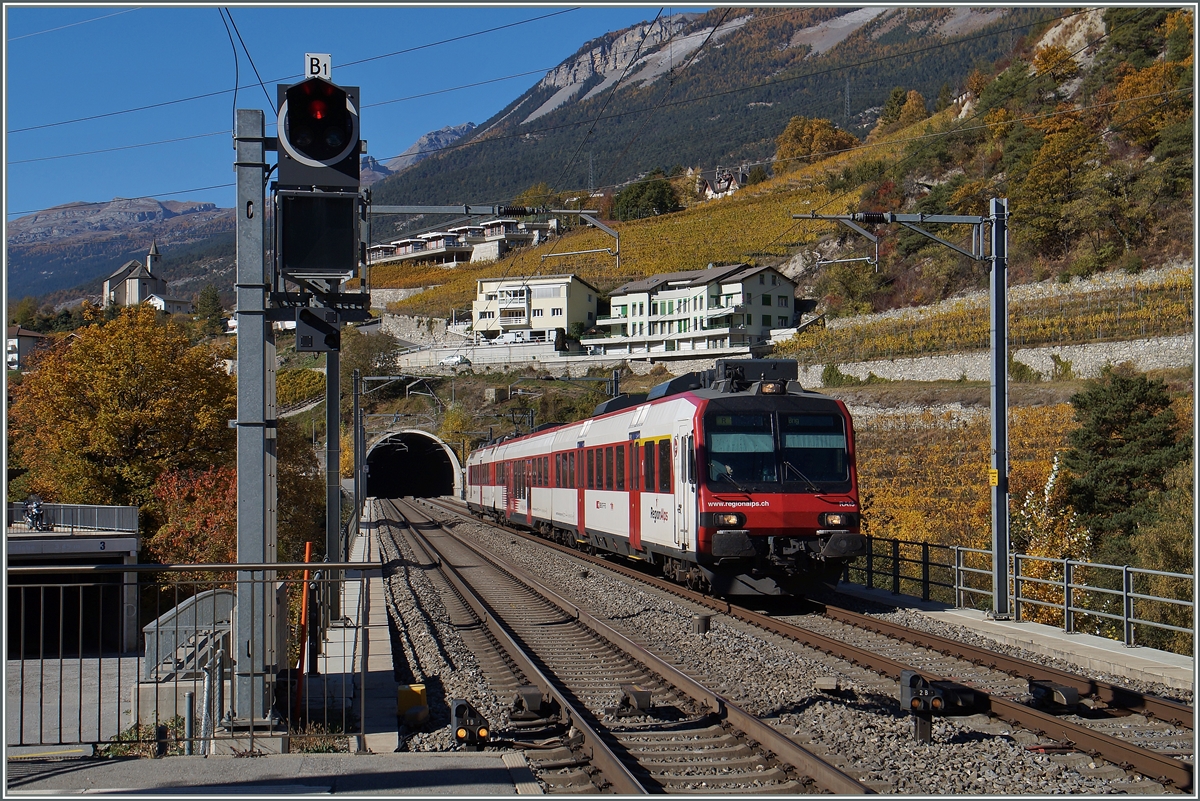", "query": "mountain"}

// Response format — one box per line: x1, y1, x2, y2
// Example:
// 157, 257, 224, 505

384, 123, 477, 173
6, 198, 234, 301
5, 7, 1073, 303
370, 6, 1045, 206
360, 123, 478, 188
